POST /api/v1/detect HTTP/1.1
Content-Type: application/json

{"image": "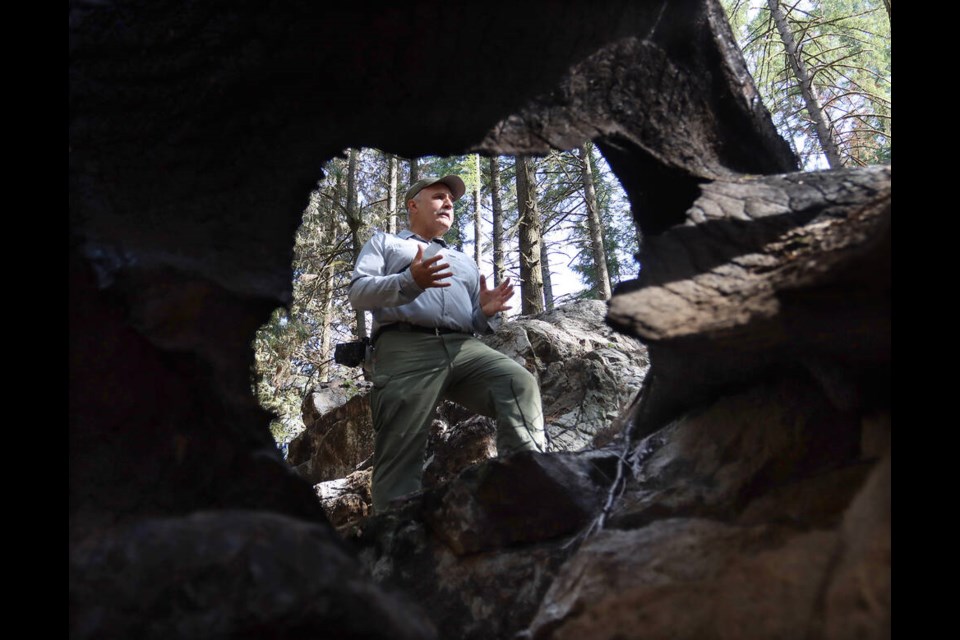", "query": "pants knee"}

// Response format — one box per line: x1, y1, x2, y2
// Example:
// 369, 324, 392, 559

510, 366, 540, 399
